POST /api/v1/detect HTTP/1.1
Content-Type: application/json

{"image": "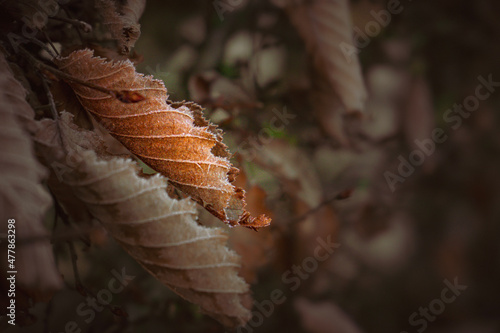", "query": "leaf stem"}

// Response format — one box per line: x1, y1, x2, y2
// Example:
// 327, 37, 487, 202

41, 30, 60, 56
50, 16, 92, 34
